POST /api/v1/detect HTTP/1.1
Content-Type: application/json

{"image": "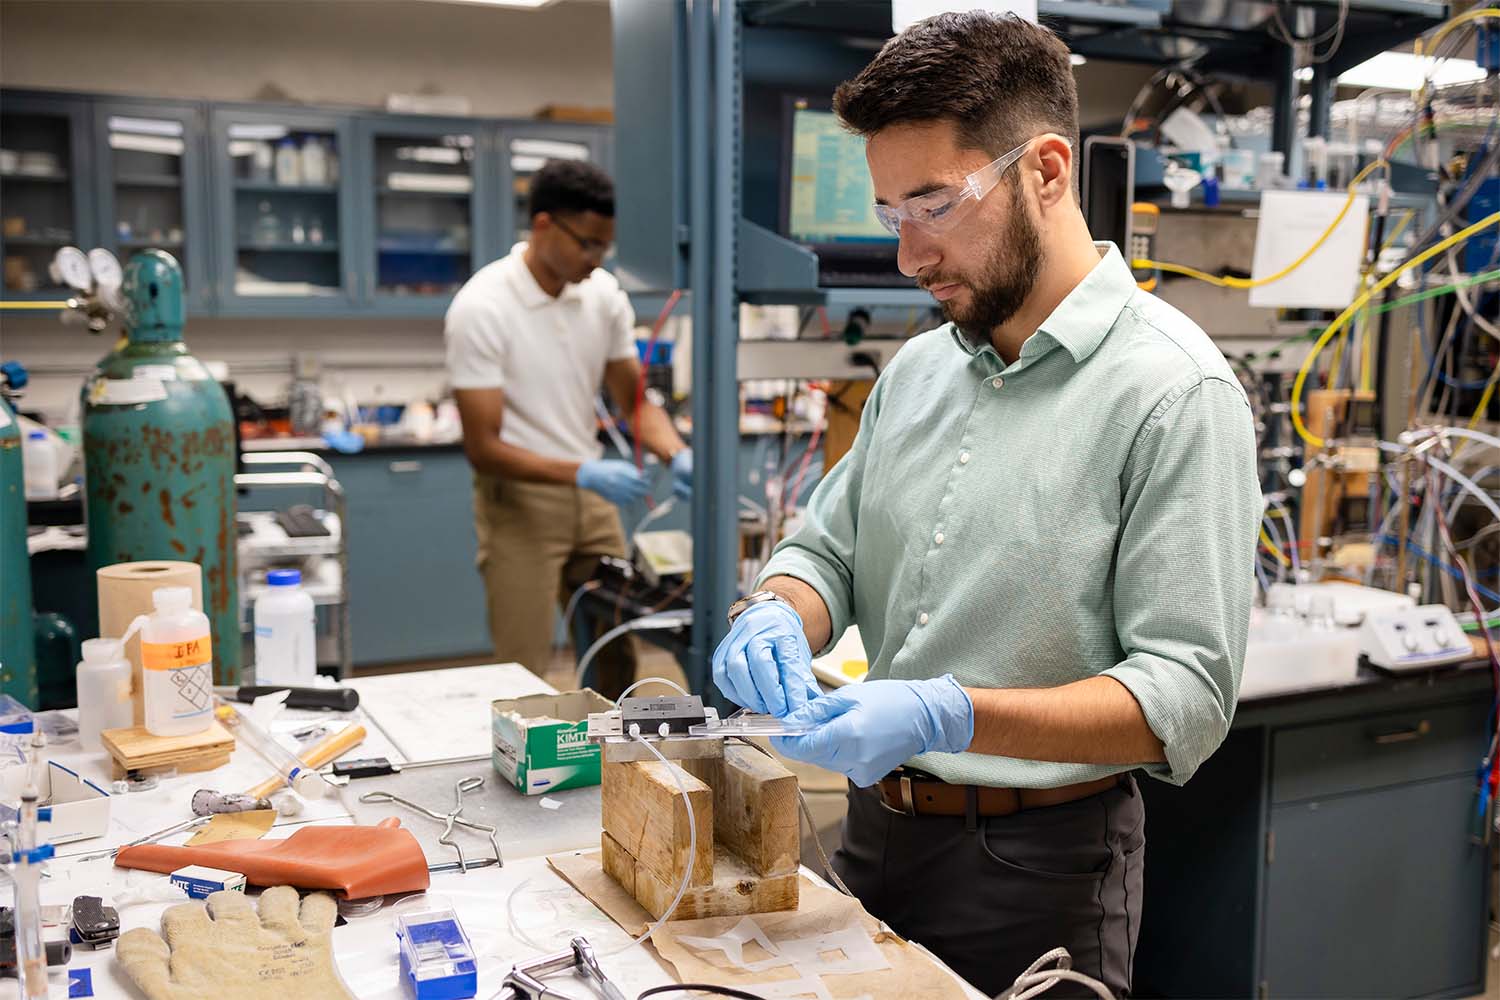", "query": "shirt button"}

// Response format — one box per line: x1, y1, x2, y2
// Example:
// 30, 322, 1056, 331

959, 451, 971, 465
918, 612, 930, 626
991, 376, 1004, 389
934, 532, 945, 545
